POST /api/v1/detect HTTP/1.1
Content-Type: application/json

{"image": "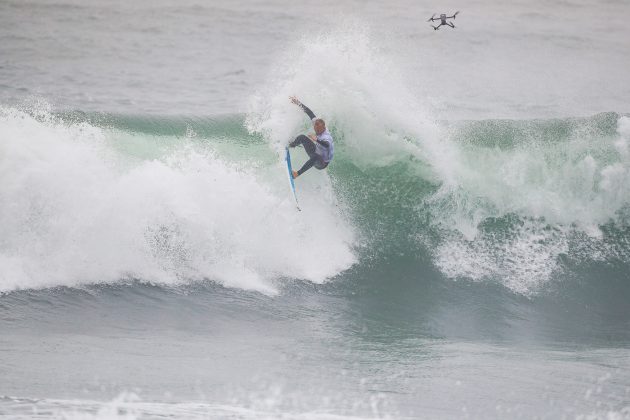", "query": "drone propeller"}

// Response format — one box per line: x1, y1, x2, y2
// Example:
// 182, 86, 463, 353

427, 13, 436, 22
452, 11, 460, 19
